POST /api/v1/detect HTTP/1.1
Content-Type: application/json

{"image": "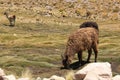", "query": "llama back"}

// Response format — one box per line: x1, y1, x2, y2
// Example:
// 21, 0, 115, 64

67, 28, 98, 52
